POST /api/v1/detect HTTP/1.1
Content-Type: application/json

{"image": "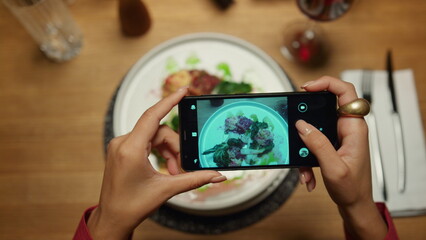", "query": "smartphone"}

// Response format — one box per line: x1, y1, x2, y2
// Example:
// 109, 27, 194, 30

178, 91, 338, 171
